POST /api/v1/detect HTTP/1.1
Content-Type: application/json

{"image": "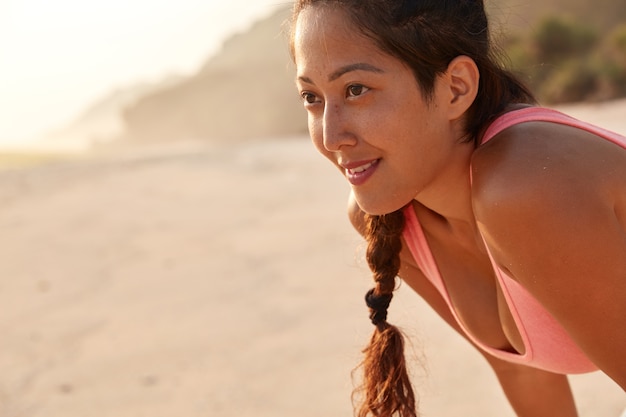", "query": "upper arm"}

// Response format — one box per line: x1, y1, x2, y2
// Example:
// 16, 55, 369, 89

480, 351, 578, 417
472, 125, 626, 388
